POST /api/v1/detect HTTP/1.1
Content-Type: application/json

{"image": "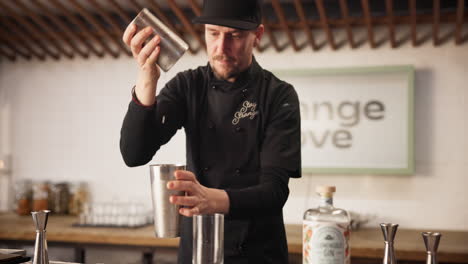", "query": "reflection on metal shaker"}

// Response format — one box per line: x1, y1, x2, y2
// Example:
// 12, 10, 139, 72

131, 8, 189, 72
193, 214, 224, 264
150, 164, 185, 238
